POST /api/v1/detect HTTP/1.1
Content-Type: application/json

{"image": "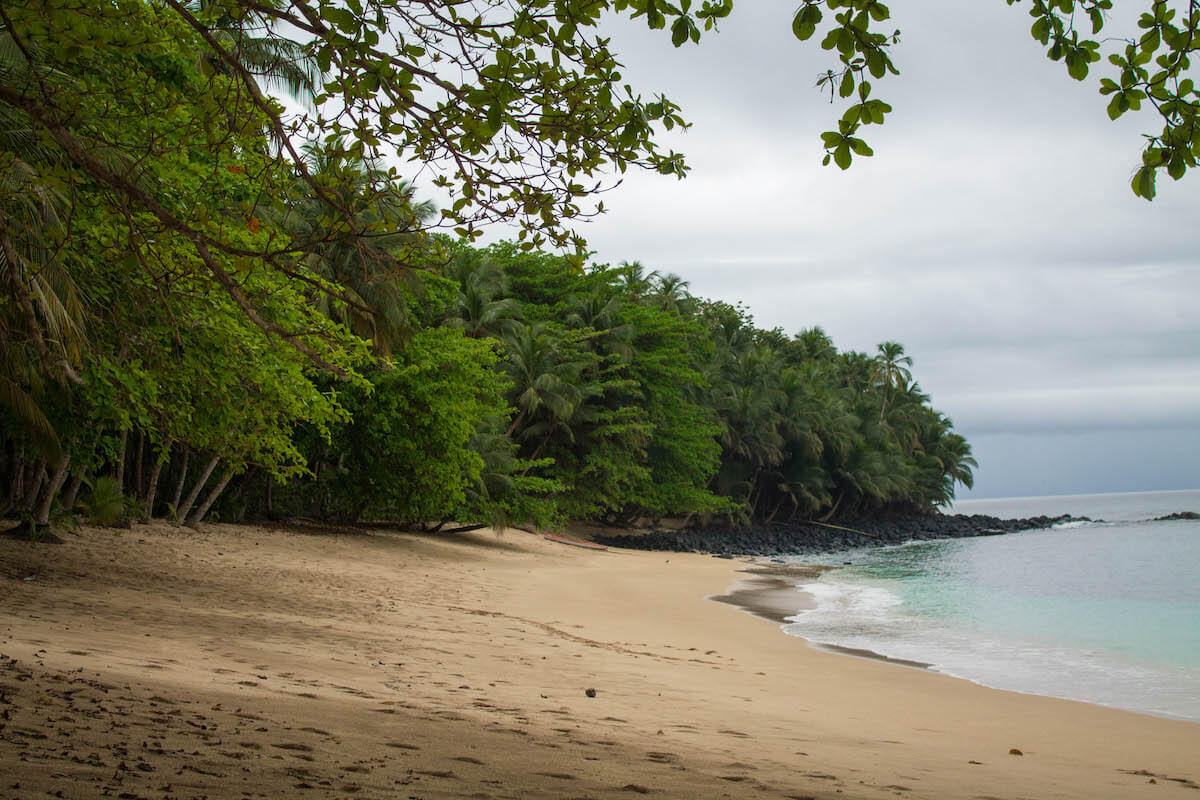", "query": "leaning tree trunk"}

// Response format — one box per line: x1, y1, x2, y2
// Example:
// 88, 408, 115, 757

34, 451, 71, 527
817, 492, 843, 523
22, 465, 46, 514
61, 474, 83, 511
115, 428, 127, 491
175, 454, 218, 524
170, 448, 189, 514
8, 448, 25, 510
185, 468, 233, 527
142, 447, 166, 522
